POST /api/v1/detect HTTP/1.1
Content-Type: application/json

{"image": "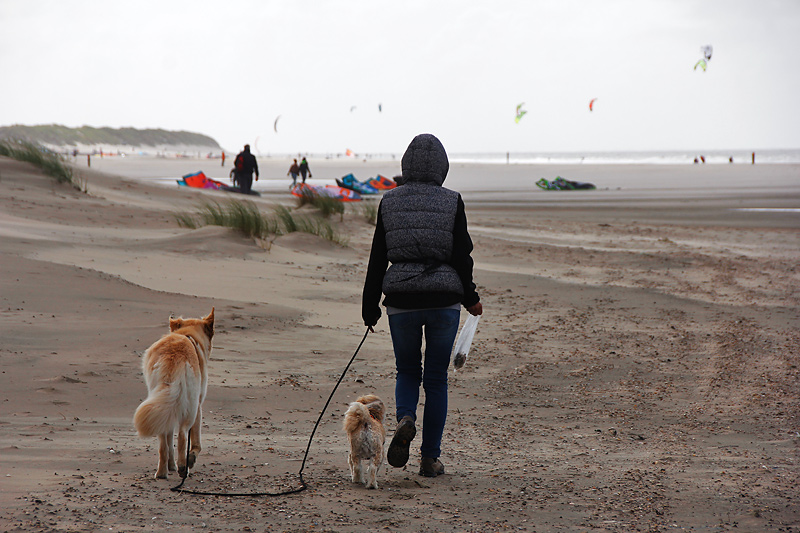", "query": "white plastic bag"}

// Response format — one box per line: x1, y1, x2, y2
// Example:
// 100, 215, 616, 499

452, 314, 480, 370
